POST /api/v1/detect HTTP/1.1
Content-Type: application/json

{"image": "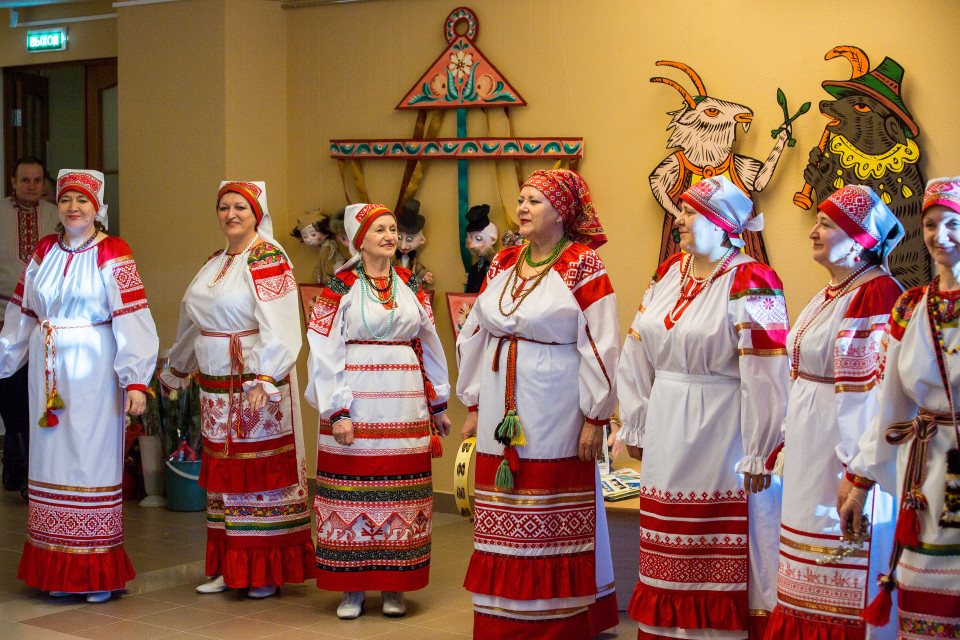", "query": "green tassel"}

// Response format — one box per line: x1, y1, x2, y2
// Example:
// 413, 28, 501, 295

47, 390, 65, 410
38, 413, 47, 428
494, 458, 514, 490
495, 409, 526, 446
